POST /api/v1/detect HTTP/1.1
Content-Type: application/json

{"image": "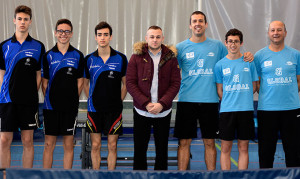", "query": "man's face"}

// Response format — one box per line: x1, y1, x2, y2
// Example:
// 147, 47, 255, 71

95, 28, 112, 48
189, 14, 207, 37
145, 29, 164, 51
55, 24, 73, 45
13, 12, 32, 33
268, 21, 287, 45
225, 35, 242, 55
